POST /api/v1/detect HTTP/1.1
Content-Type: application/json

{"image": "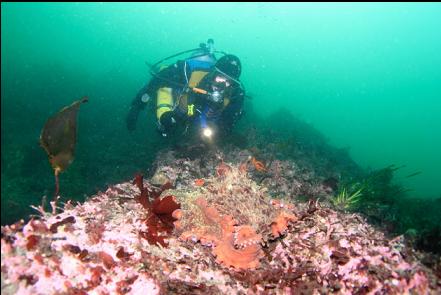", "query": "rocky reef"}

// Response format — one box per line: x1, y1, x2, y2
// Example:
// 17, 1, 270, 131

1, 148, 440, 294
